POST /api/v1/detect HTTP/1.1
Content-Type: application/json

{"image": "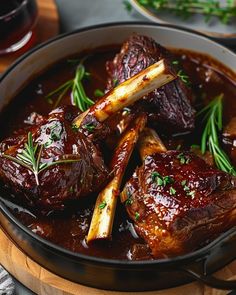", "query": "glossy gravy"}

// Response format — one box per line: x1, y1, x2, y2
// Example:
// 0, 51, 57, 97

0, 47, 235, 260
